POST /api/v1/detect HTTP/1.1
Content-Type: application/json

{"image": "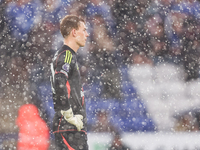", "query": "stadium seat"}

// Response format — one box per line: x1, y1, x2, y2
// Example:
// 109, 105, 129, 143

119, 65, 129, 81
86, 64, 157, 132
38, 82, 55, 127
84, 83, 102, 100
121, 81, 138, 99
